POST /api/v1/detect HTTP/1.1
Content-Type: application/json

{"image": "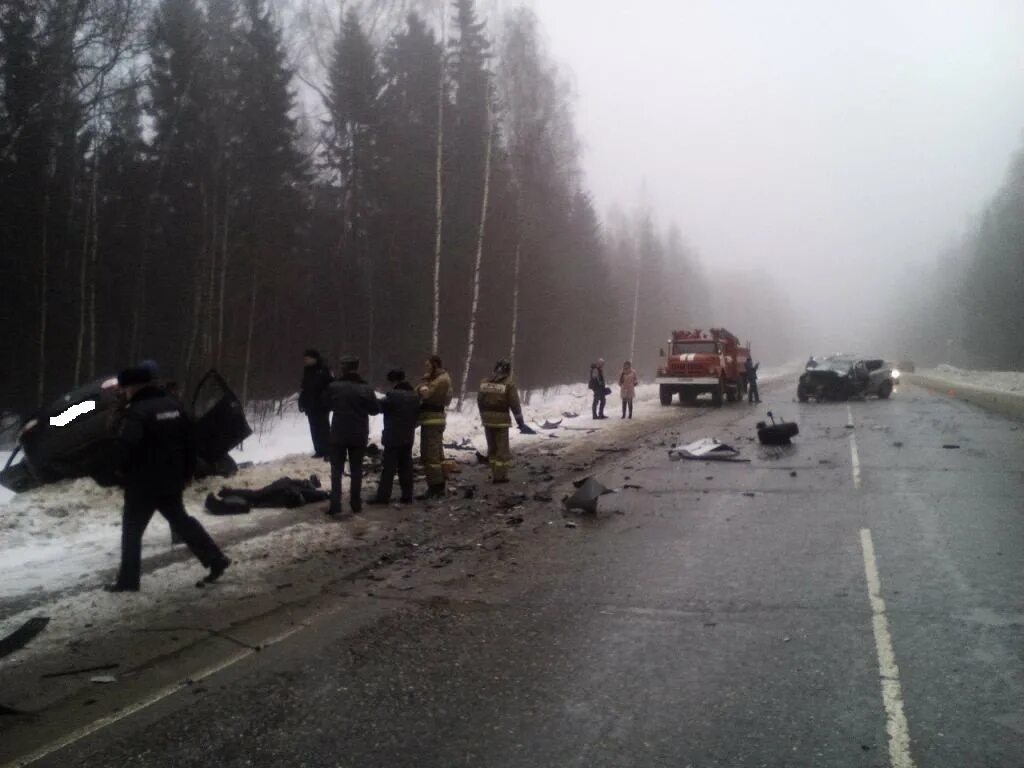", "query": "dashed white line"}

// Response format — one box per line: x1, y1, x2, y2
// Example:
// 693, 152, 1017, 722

860, 528, 916, 768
